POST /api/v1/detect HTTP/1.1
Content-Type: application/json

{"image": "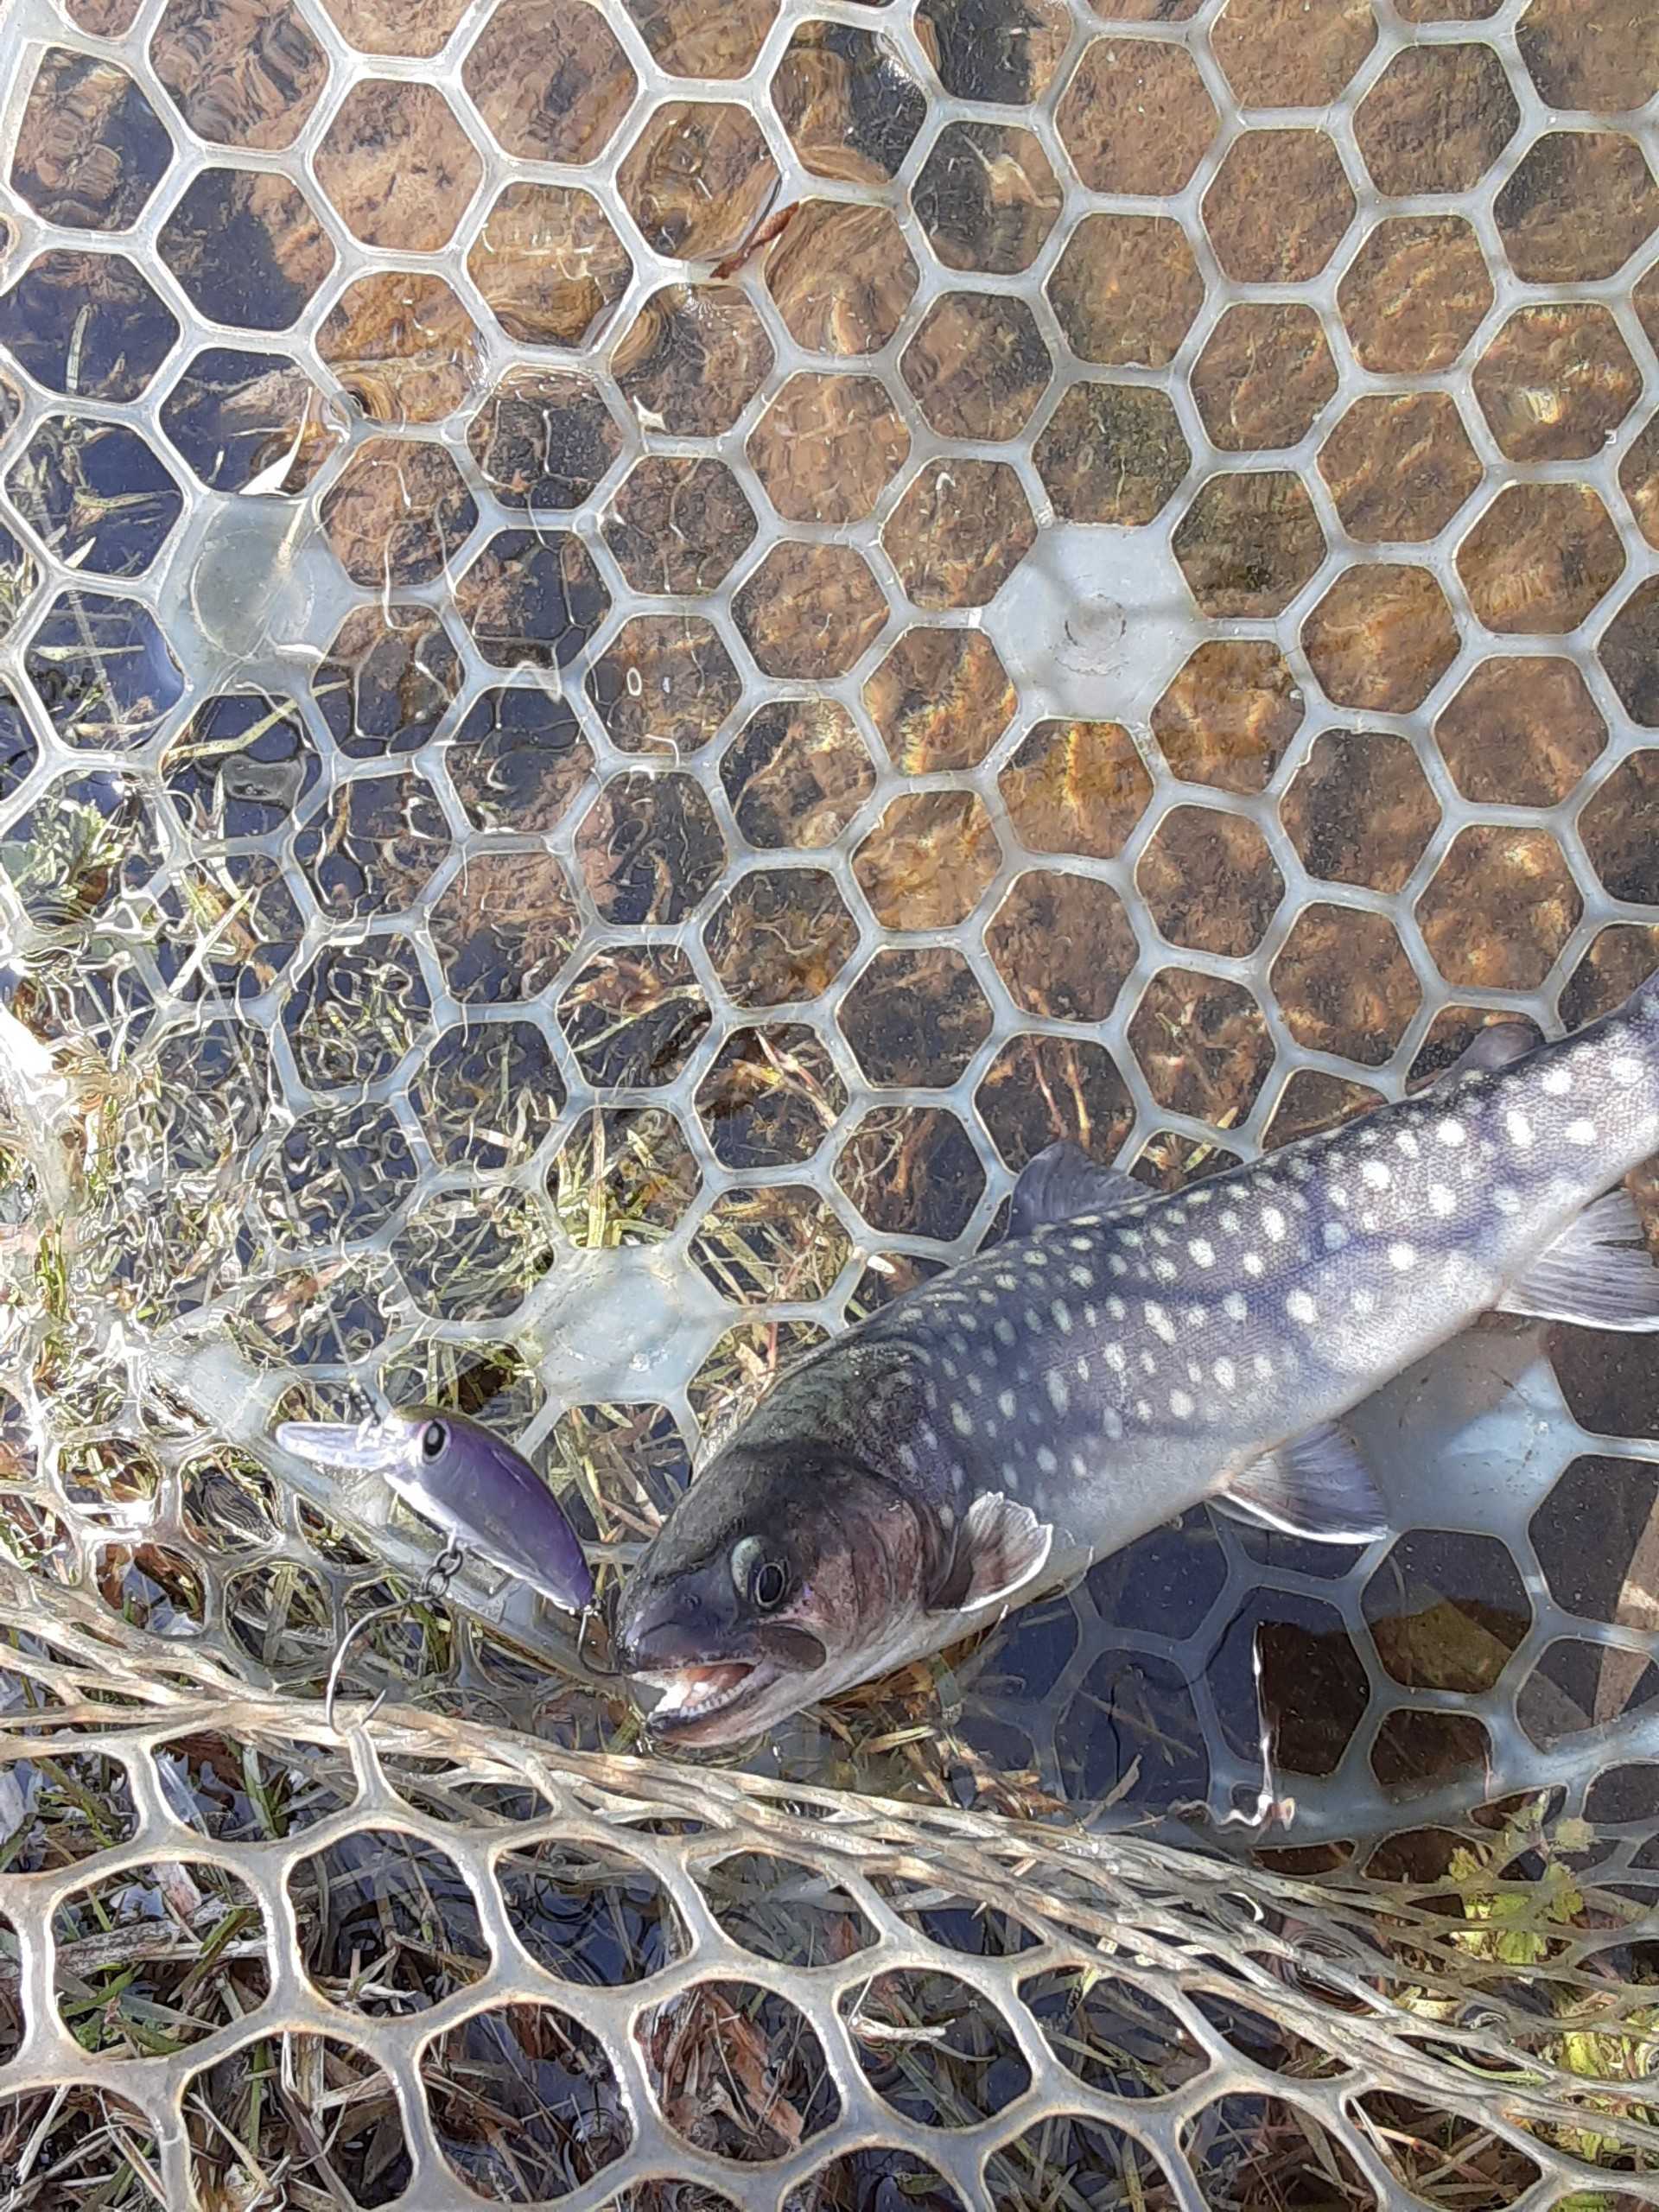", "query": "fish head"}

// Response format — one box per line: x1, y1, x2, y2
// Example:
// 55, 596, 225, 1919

614, 1440, 933, 1747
